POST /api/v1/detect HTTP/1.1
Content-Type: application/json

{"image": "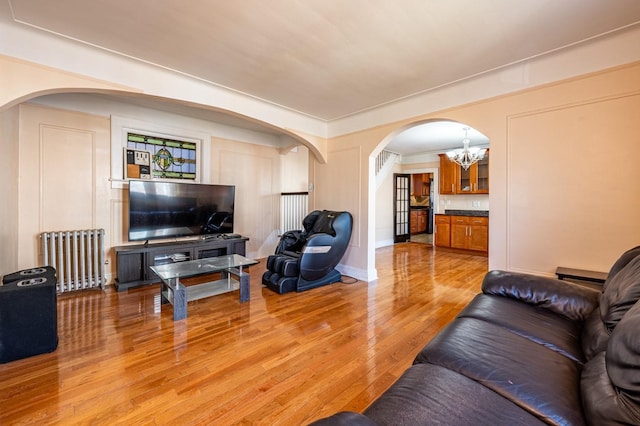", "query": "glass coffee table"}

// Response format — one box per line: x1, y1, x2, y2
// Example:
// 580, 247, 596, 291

151, 254, 258, 321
